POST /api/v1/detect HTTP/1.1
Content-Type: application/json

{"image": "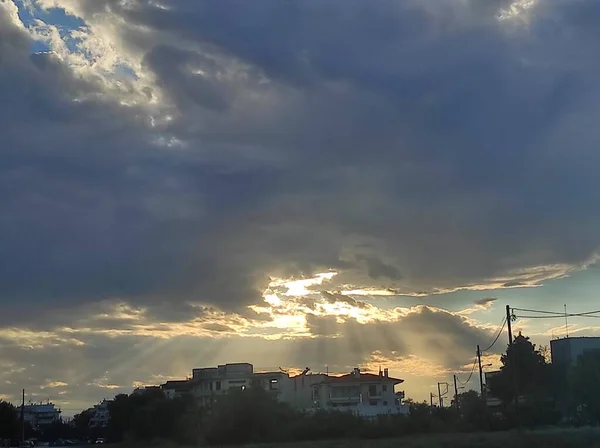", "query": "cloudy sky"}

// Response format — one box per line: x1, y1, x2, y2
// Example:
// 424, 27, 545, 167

1, 0, 600, 415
